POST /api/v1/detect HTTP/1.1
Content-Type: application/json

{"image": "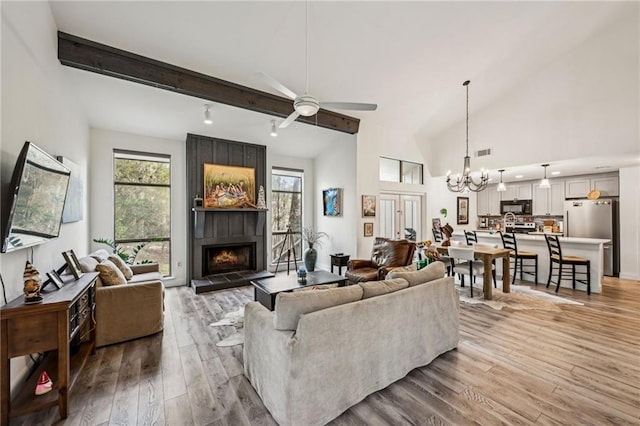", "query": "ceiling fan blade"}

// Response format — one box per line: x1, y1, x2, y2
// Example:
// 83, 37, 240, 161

256, 72, 298, 100
319, 102, 378, 111
279, 111, 300, 128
